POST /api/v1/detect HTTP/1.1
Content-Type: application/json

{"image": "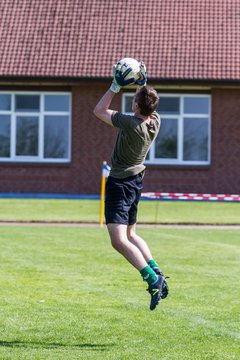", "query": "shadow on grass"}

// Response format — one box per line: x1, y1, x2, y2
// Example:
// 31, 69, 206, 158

0, 340, 113, 351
